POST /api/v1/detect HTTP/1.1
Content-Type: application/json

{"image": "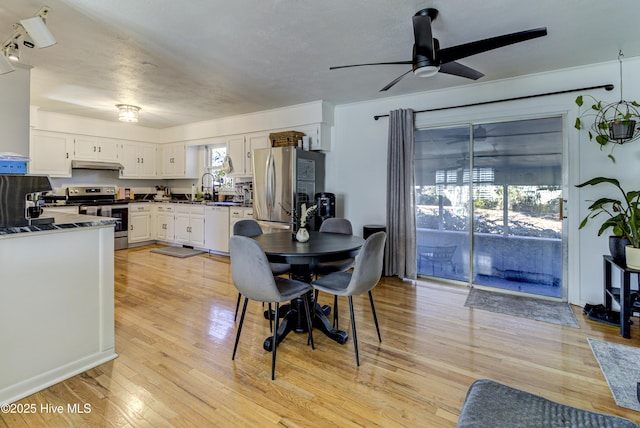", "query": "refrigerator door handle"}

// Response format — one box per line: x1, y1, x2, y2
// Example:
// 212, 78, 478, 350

265, 151, 276, 213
